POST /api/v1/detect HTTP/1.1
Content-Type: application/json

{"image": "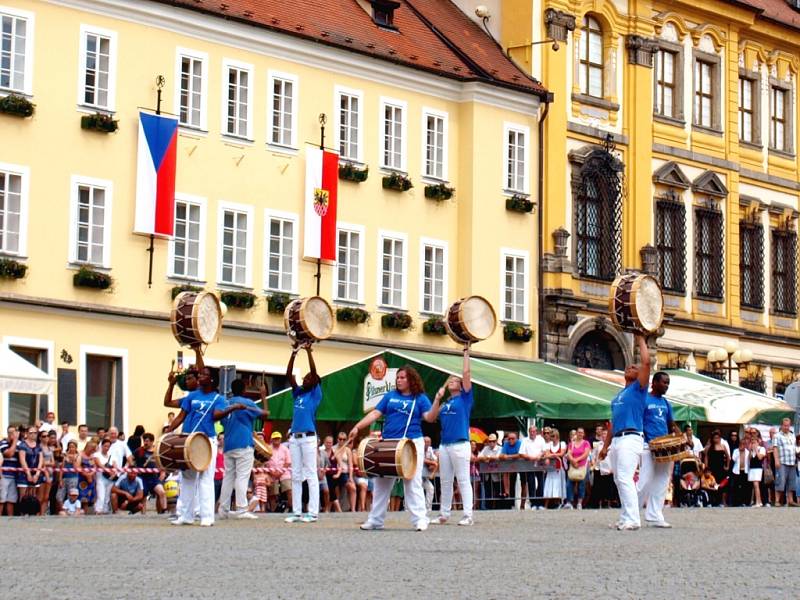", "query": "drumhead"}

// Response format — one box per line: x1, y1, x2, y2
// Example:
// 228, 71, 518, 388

184, 432, 213, 472
396, 439, 418, 480
303, 296, 334, 340
459, 296, 497, 340
194, 293, 222, 344
632, 276, 663, 332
